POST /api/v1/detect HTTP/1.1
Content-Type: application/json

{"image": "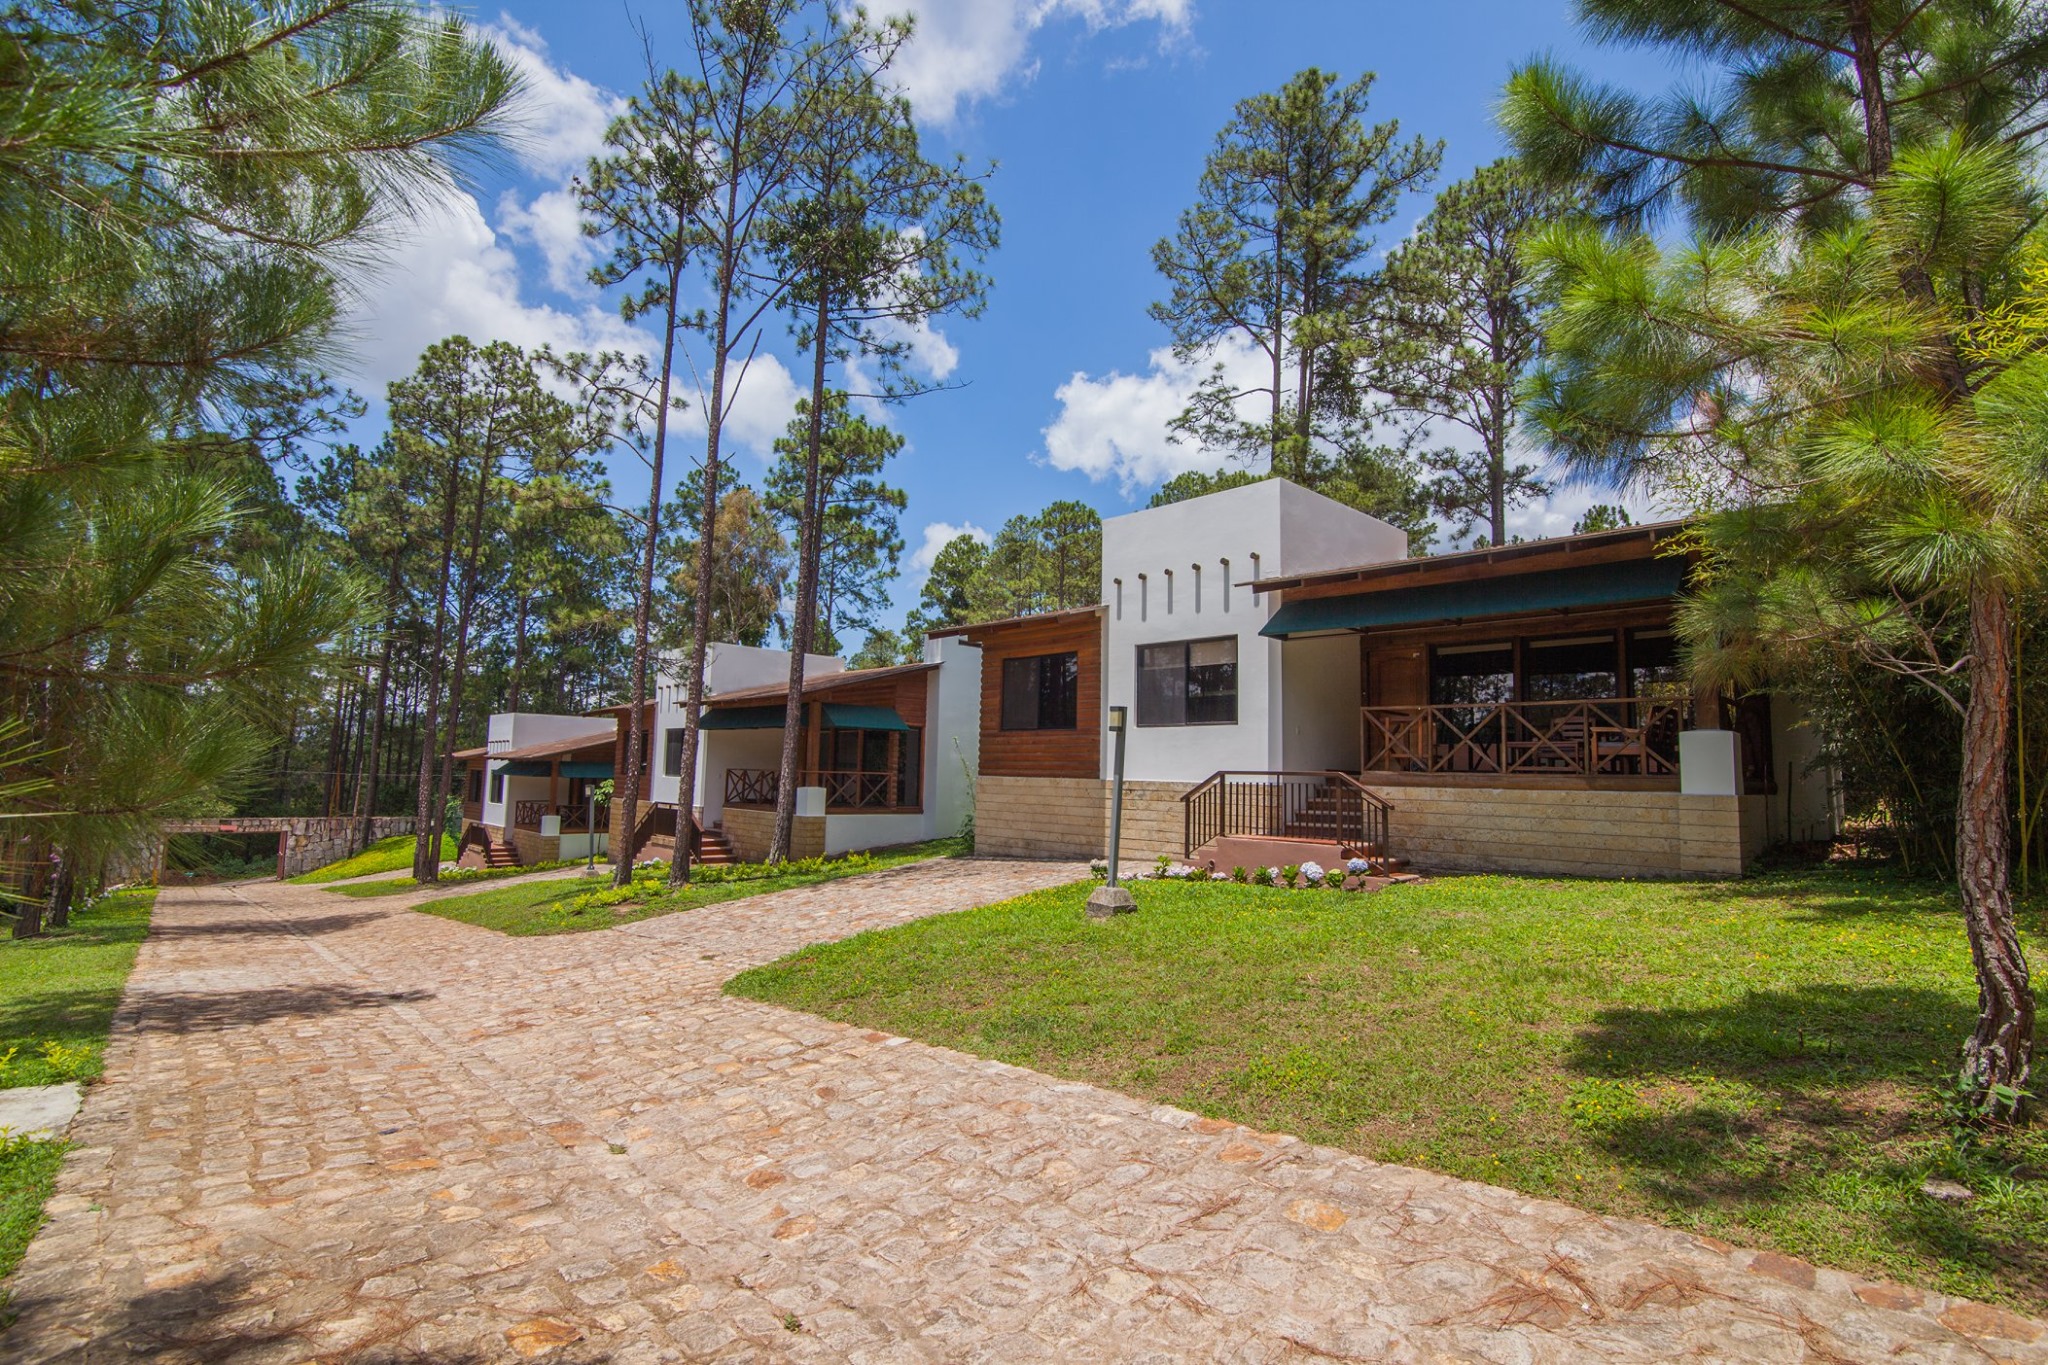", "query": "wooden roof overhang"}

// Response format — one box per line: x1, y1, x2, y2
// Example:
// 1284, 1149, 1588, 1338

701, 660, 938, 709
1256, 522, 1695, 641
924, 603, 1105, 646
